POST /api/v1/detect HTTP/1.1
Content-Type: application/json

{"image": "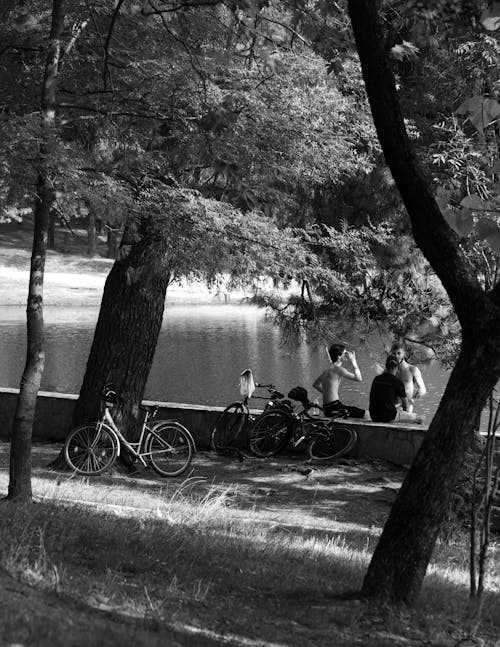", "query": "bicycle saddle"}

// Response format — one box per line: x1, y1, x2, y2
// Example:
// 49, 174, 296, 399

139, 404, 157, 413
